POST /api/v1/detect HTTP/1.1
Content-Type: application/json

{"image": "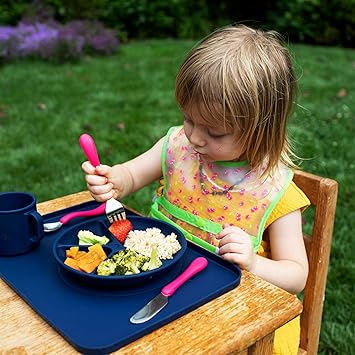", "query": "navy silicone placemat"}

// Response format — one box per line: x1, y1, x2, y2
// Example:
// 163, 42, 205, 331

0, 201, 241, 354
